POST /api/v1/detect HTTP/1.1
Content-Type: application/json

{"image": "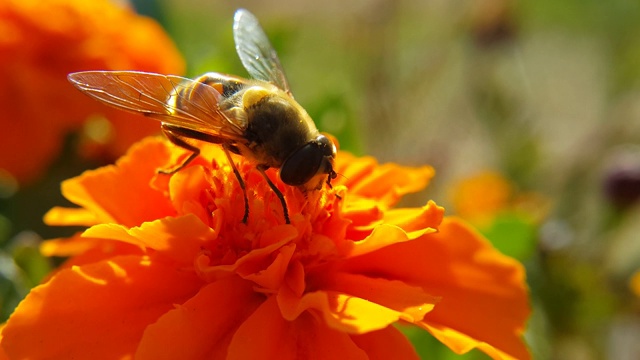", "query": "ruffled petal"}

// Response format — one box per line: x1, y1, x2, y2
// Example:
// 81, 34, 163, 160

59, 138, 176, 227
83, 214, 216, 265
340, 217, 530, 359
168, 165, 217, 223
135, 276, 263, 360
335, 152, 434, 207
383, 200, 445, 233
40, 234, 103, 257
420, 323, 527, 360
241, 243, 296, 290
228, 296, 368, 360
277, 287, 404, 334
39, 235, 144, 277
343, 200, 443, 243
416, 219, 530, 360
195, 236, 296, 284
1, 255, 202, 360
340, 224, 434, 258
313, 273, 439, 323
0, 324, 8, 360
350, 326, 420, 360
43, 207, 99, 227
